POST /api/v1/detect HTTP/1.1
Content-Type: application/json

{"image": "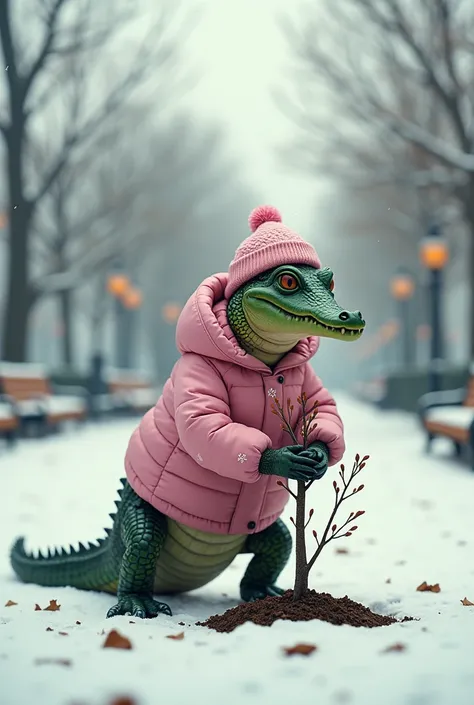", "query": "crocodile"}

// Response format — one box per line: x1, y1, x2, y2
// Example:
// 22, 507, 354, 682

10, 211, 365, 619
